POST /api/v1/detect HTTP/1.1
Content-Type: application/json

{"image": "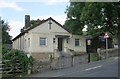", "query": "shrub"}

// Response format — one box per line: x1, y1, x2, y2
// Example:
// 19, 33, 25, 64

2, 47, 33, 77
